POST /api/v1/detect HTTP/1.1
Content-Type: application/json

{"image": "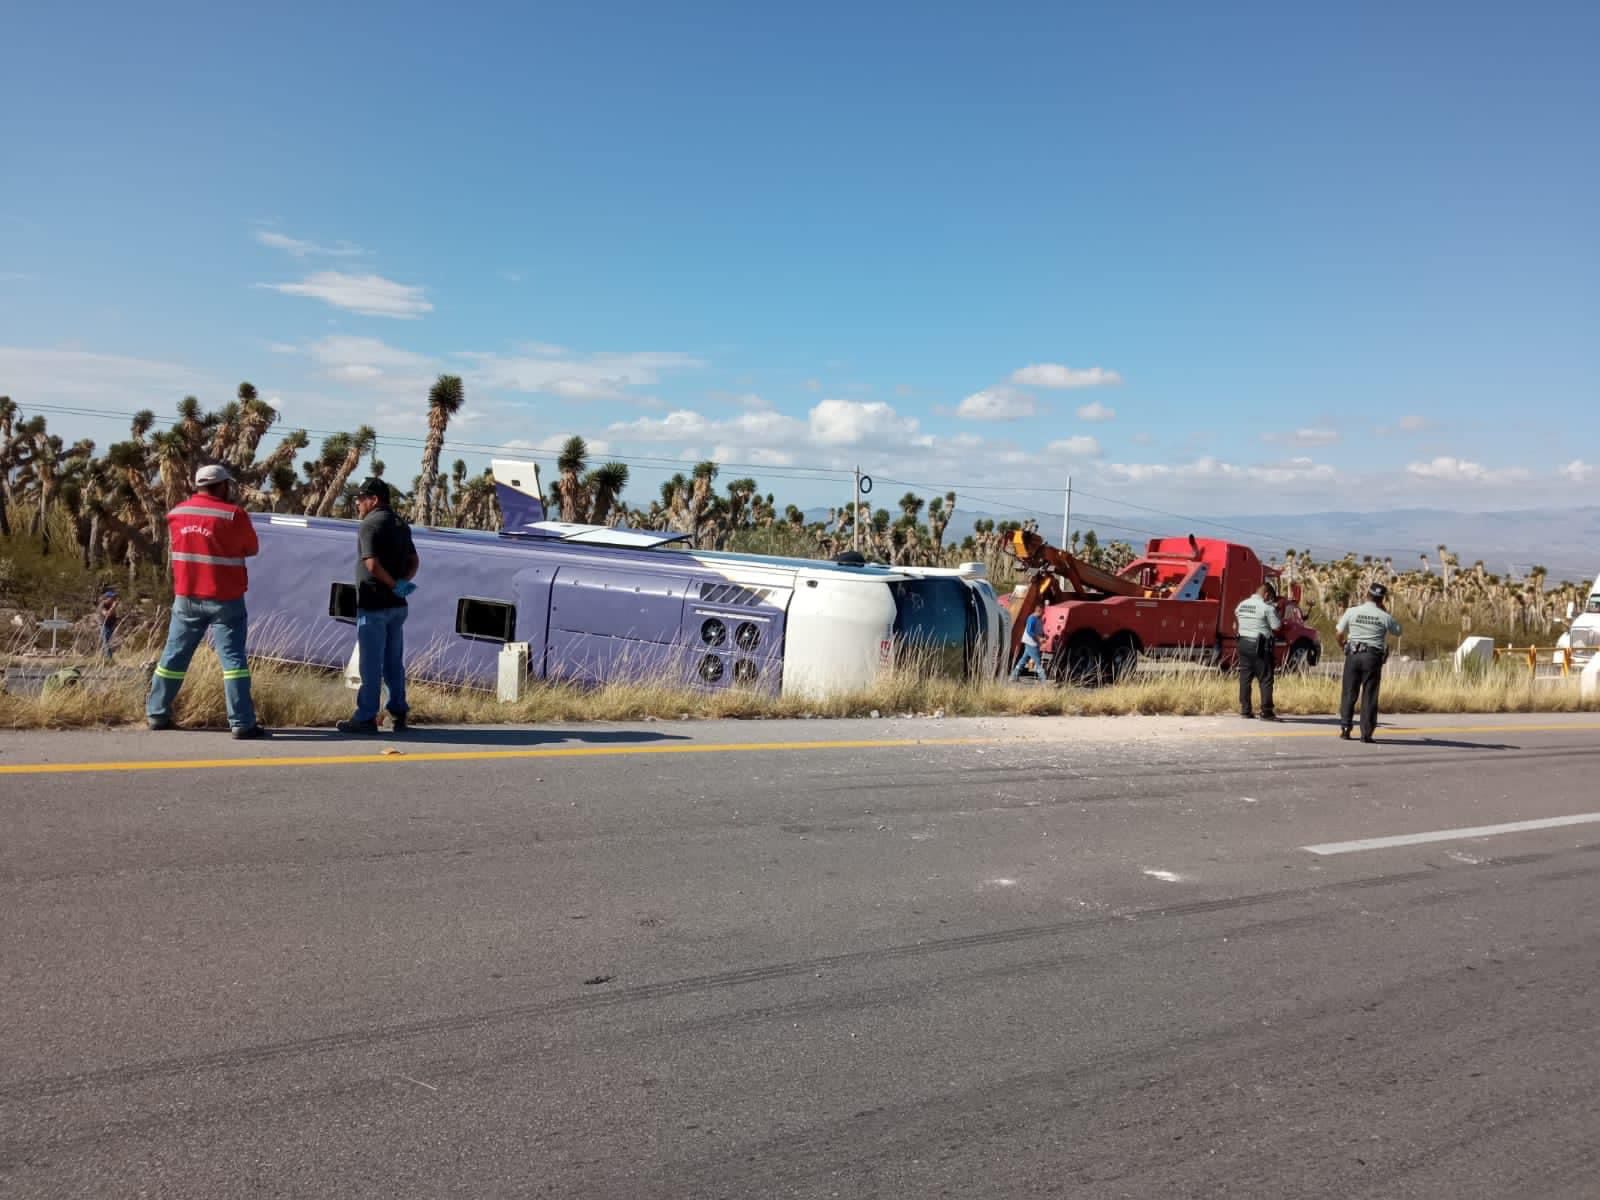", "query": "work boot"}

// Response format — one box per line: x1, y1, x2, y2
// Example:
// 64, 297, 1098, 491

388, 712, 409, 733
1339, 728, 1352, 740
147, 715, 175, 731
232, 725, 271, 741
1259, 712, 1281, 722
1239, 711, 1255, 720
336, 718, 380, 735
1361, 735, 1376, 744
